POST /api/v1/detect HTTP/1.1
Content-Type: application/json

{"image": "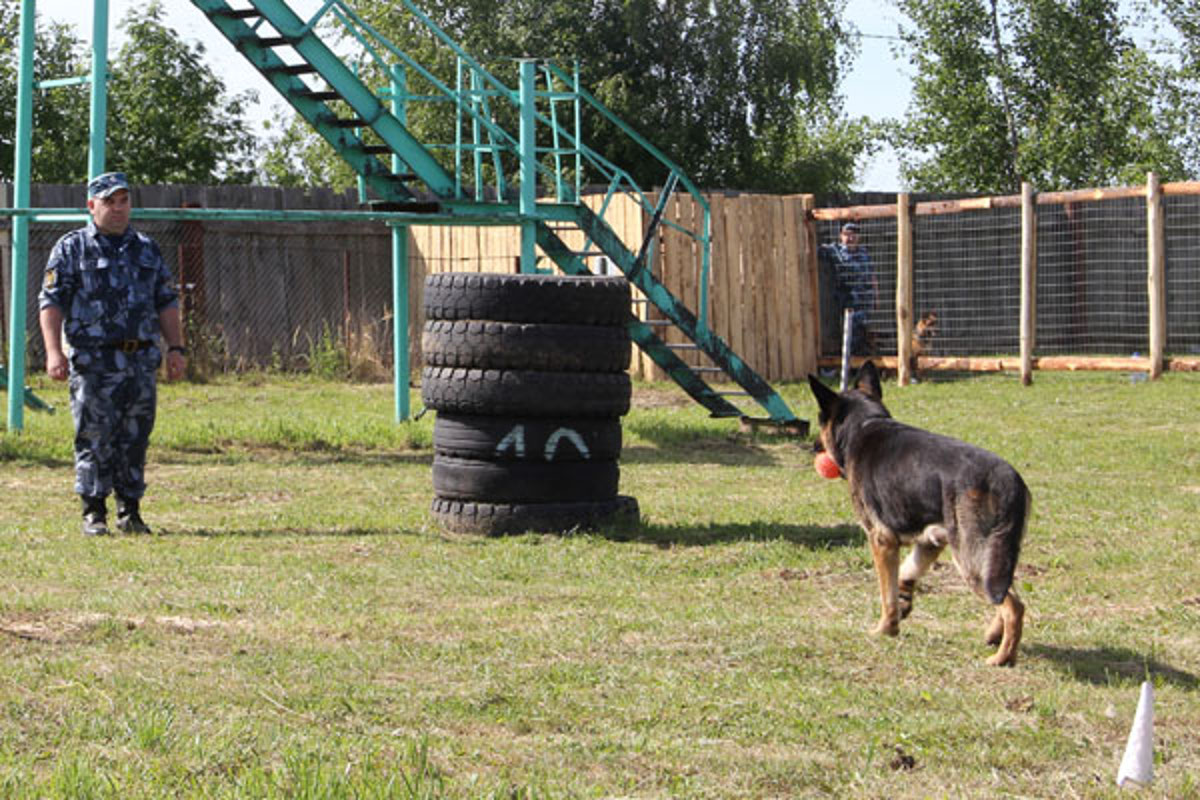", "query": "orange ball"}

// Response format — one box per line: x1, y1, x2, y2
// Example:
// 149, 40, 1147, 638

814, 452, 841, 479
